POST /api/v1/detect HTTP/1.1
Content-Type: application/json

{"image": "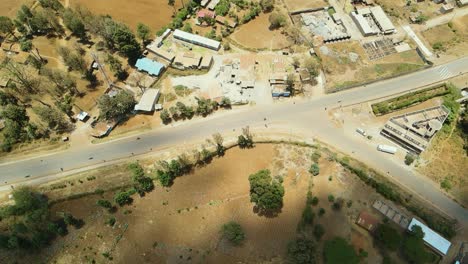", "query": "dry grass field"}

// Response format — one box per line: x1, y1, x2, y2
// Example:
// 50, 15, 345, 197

374, 0, 441, 22
318, 41, 426, 91
422, 15, 468, 57
70, 0, 182, 31
283, 0, 328, 12
230, 14, 291, 50
0, 143, 410, 263
0, 0, 33, 17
